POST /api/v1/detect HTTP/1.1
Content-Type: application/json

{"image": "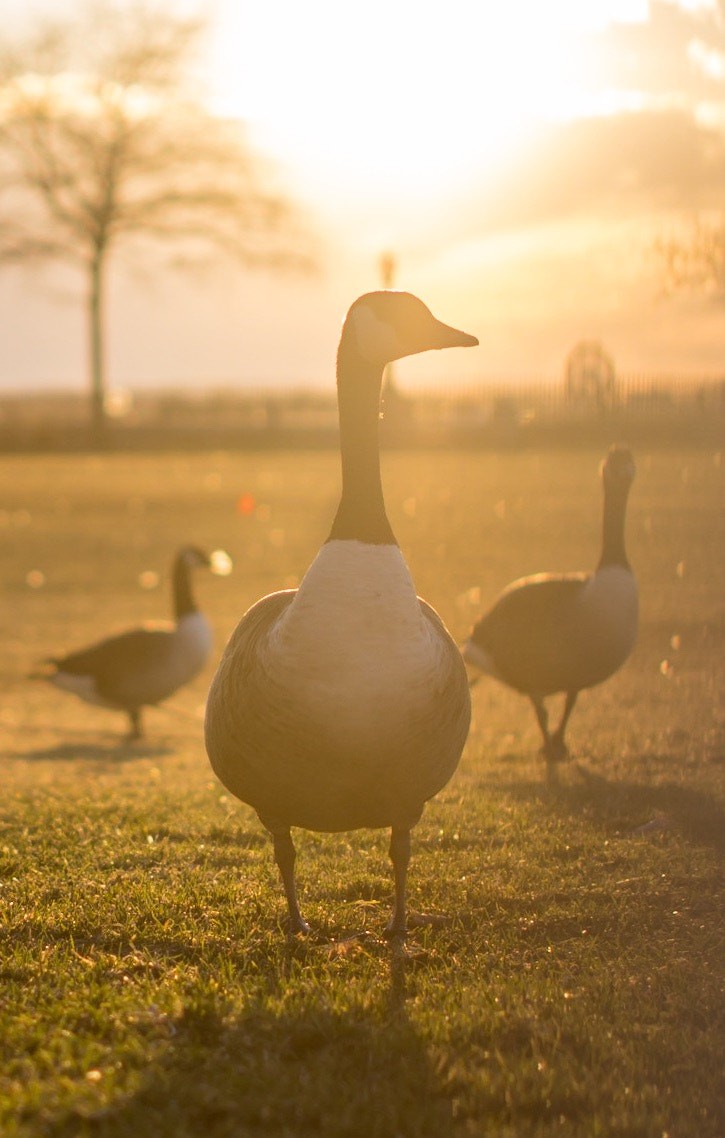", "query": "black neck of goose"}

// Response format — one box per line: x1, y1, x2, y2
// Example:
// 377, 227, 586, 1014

598, 481, 631, 569
326, 339, 397, 545
173, 556, 198, 618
